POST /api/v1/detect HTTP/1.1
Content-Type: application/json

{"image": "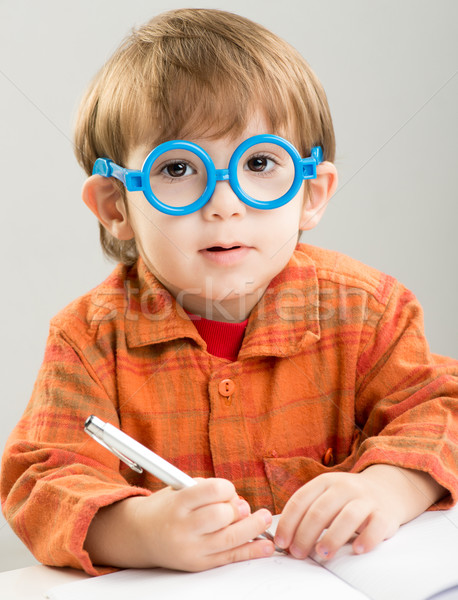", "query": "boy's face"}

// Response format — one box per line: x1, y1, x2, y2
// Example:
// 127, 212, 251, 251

118, 112, 332, 321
